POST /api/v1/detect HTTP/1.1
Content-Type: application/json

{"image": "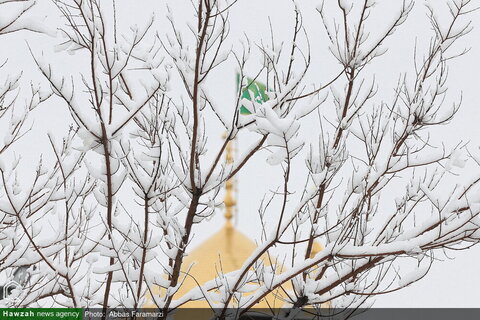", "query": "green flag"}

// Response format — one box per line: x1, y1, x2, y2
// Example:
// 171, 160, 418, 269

236, 73, 269, 115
